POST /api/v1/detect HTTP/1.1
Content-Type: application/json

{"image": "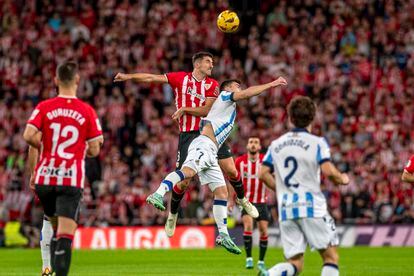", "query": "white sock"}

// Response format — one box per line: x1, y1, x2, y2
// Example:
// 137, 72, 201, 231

213, 199, 228, 235
155, 170, 185, 196
321, 263, 339, 276
268, 262, 297, 276
40, 218, 53, 270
